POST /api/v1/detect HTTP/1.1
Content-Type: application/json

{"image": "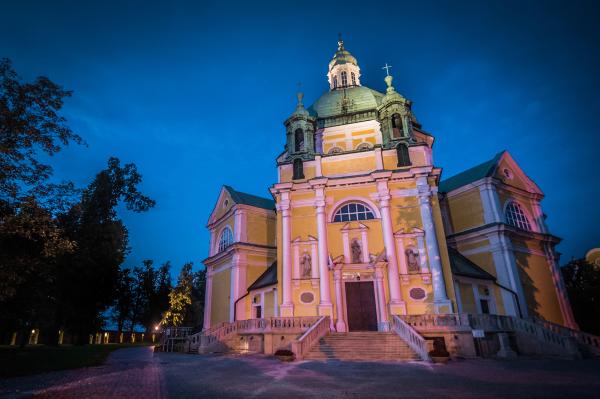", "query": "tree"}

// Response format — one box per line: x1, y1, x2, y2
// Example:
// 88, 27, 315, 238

112, 268, 134, 334
56, 157, 155, 343
162, 263, 194, 327
0, 58, 83, 201
190, 269, 207, 329
562, 259, 600, 334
